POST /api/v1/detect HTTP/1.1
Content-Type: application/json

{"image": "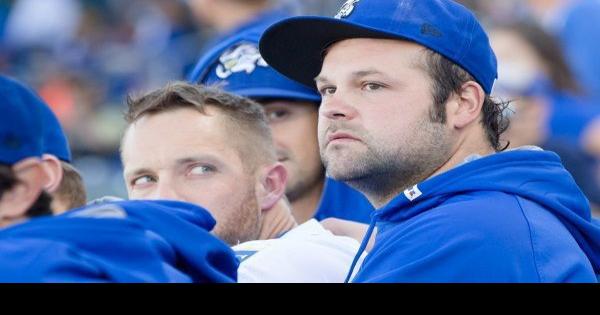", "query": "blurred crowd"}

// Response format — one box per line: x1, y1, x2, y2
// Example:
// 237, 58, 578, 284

1, 0, 599, 209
